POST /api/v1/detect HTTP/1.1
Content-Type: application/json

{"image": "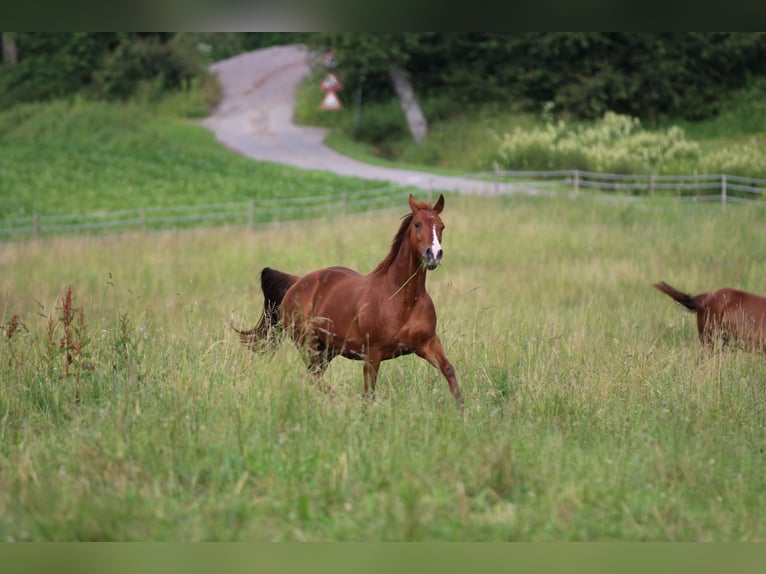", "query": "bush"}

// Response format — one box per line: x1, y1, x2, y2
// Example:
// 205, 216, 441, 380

352, 100, 409, 145
92, 37, 197, 101
0, 34, 205, 108
698, 140, 766, 177
488, 112, 702, 174
0, 33, 115, 104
